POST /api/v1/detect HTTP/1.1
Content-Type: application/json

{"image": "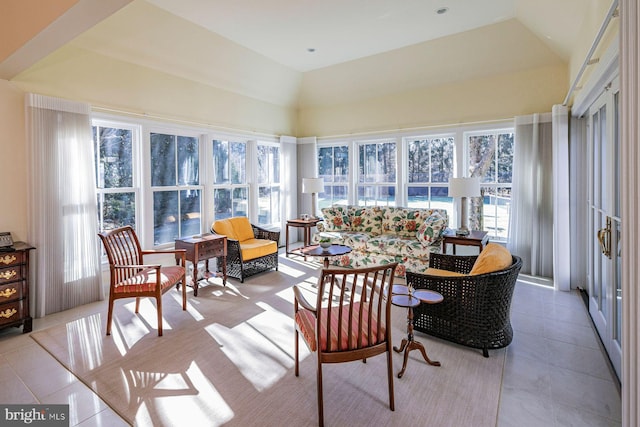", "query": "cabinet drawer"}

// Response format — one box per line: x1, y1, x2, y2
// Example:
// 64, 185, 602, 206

0, 265, 25, 284
199, 239, 225, 258
0, 252, 25, 268
0, 300, 25, 327
0, 281, 24, 303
